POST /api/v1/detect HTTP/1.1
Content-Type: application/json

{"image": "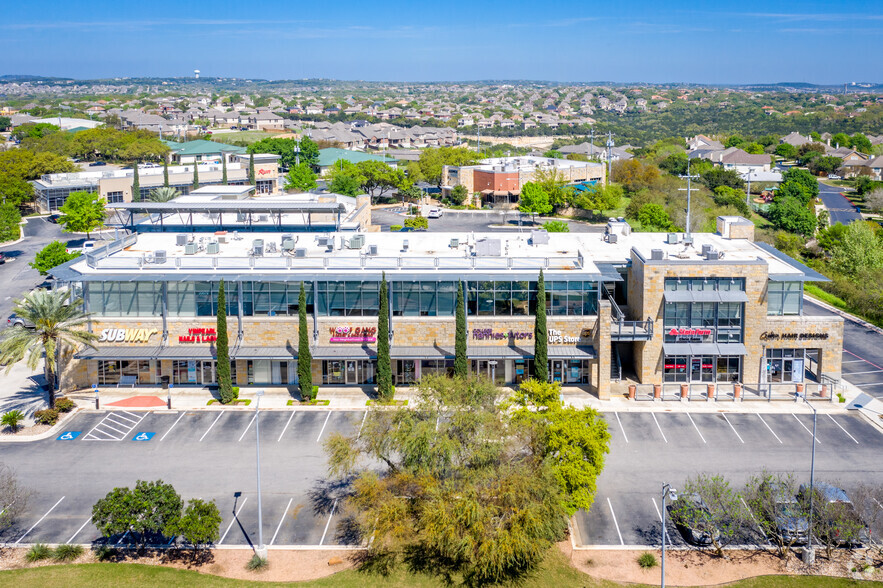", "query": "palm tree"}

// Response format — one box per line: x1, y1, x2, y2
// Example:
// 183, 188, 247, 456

149, 186, 181, 203
0, 289, 97, 409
